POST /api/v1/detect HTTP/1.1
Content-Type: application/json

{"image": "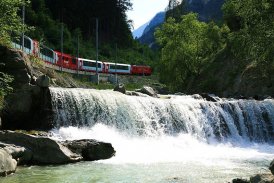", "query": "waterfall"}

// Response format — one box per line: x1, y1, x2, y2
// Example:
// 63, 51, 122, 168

50, 87, 274, 143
